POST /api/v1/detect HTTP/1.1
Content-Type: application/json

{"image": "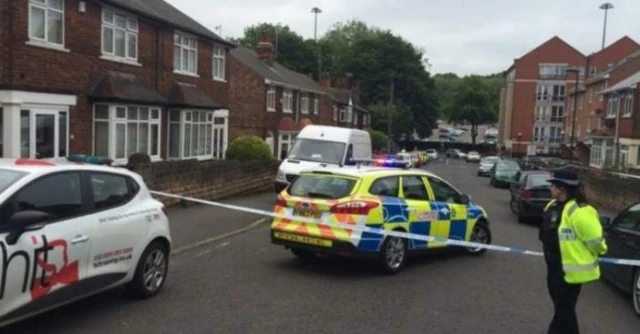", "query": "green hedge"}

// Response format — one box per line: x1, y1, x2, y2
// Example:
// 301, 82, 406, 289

226, 136, 276, 162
